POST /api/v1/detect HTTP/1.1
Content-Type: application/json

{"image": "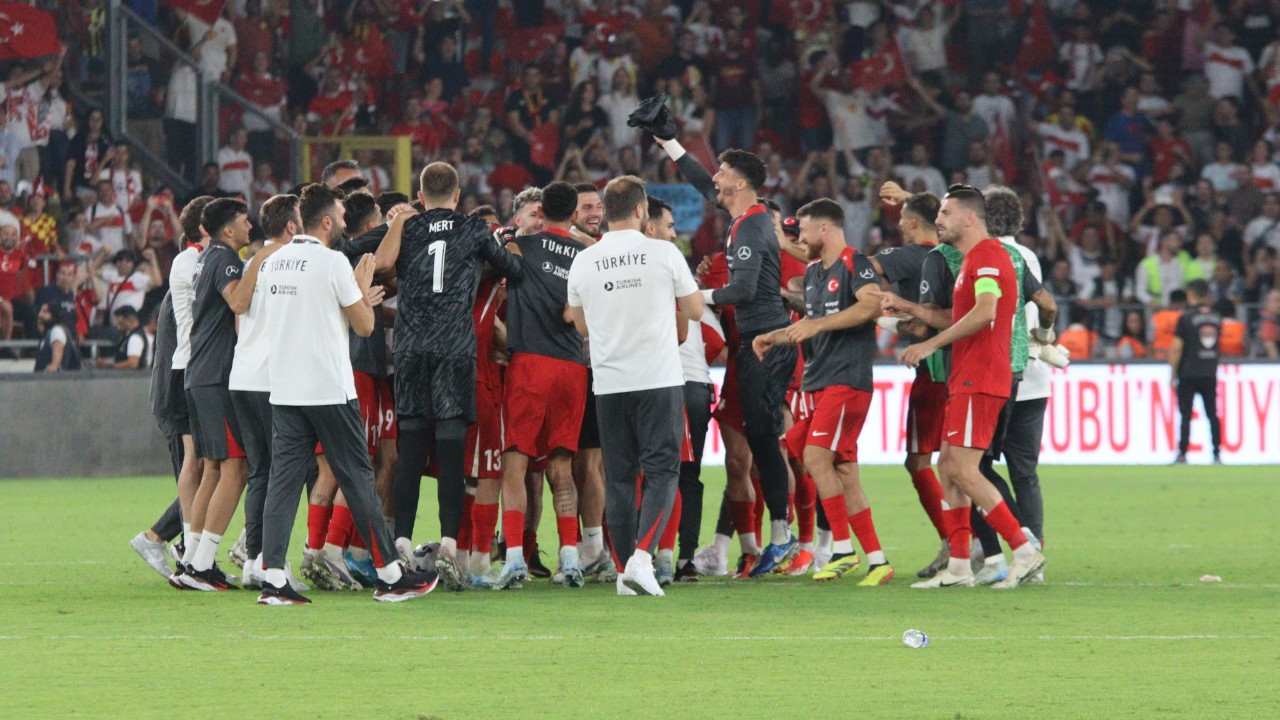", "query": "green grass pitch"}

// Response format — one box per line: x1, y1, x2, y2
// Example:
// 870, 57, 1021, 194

2, 466, 1278, 719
